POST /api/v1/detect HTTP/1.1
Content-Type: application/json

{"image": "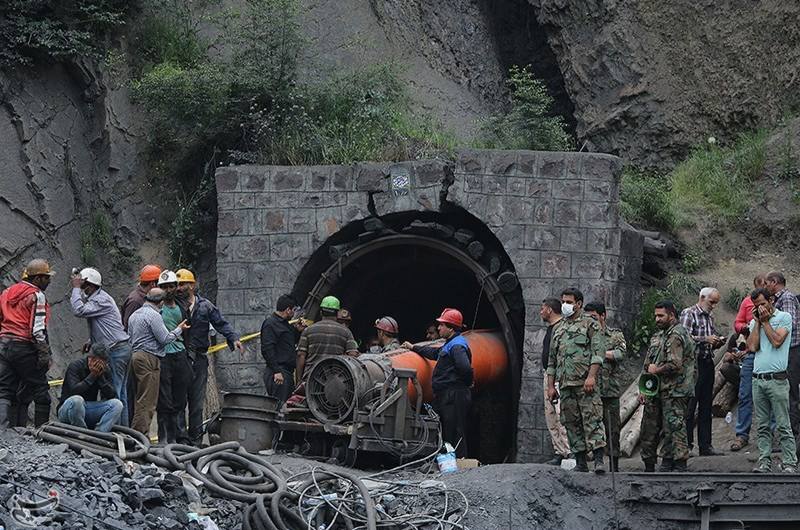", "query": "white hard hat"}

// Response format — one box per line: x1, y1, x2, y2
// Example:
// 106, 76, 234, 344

157, 270, 178, 286
79, 267, 102, 287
